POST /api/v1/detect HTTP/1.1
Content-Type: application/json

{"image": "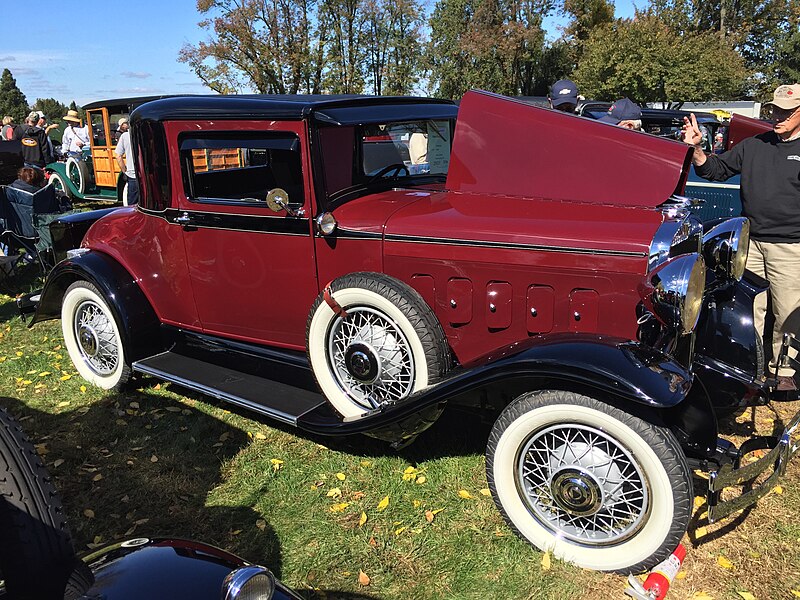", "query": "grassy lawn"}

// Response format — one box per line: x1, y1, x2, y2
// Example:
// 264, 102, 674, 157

1, 267, 799, 599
